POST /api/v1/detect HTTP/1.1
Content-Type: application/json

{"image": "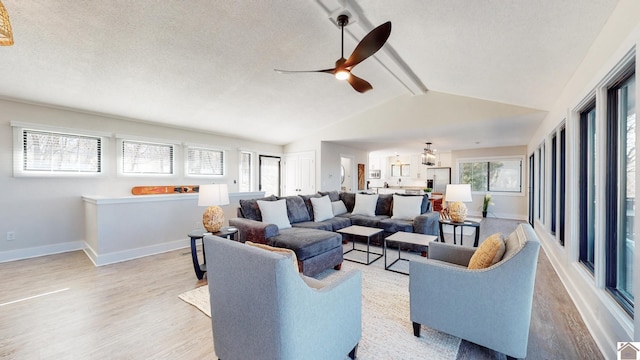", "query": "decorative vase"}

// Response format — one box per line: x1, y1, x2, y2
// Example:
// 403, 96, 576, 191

482, 211, 487, 218
449, 201, 467, 223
